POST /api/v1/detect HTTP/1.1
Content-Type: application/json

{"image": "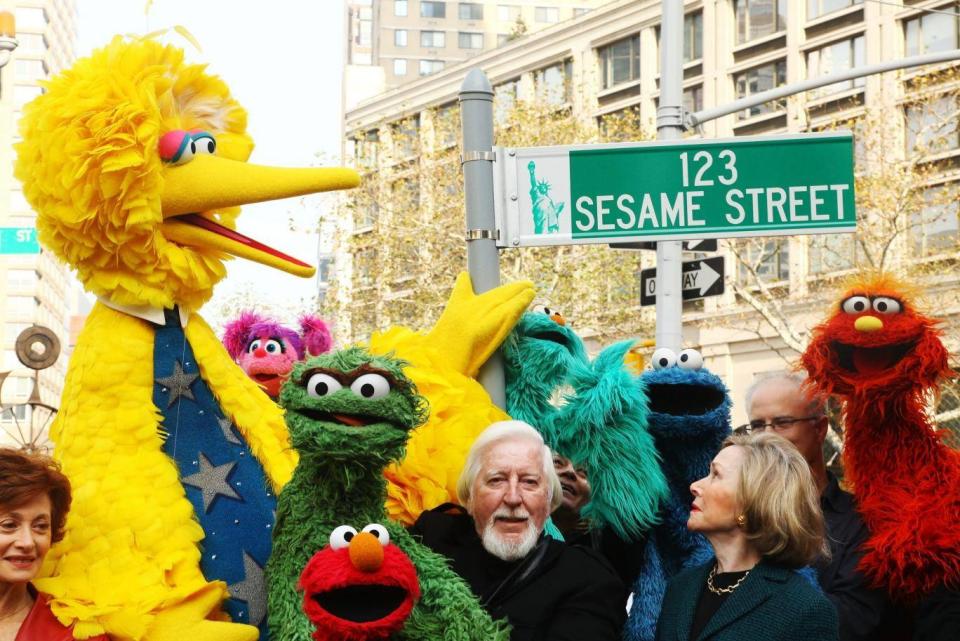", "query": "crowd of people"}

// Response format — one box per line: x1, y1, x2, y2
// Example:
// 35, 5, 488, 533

1, 372, 957, 641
